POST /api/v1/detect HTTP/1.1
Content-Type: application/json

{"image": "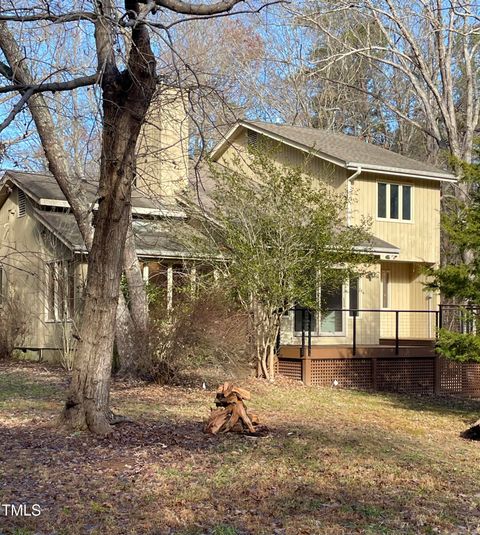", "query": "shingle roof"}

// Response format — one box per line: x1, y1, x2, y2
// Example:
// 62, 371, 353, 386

33, 209, 198, 257
214, 121, 455, 181
1, 170, 183, 216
